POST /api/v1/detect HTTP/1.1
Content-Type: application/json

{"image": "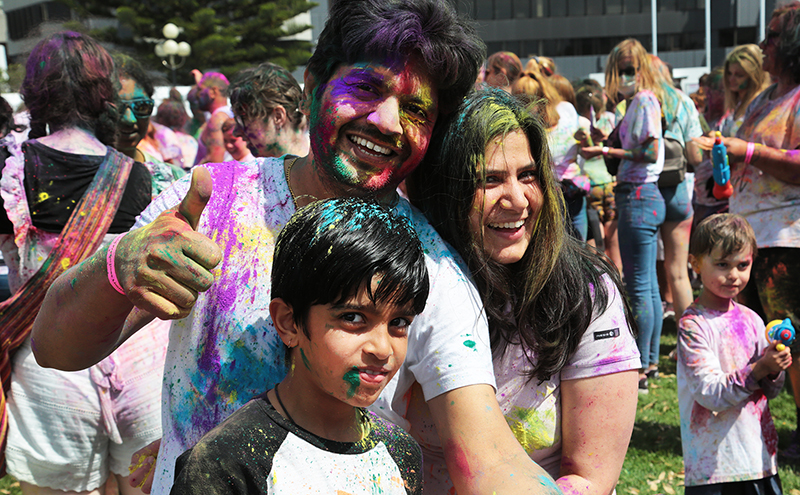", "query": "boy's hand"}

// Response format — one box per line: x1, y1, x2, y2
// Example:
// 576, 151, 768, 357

754, 341, 792, 380
116, 168, 223, 319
